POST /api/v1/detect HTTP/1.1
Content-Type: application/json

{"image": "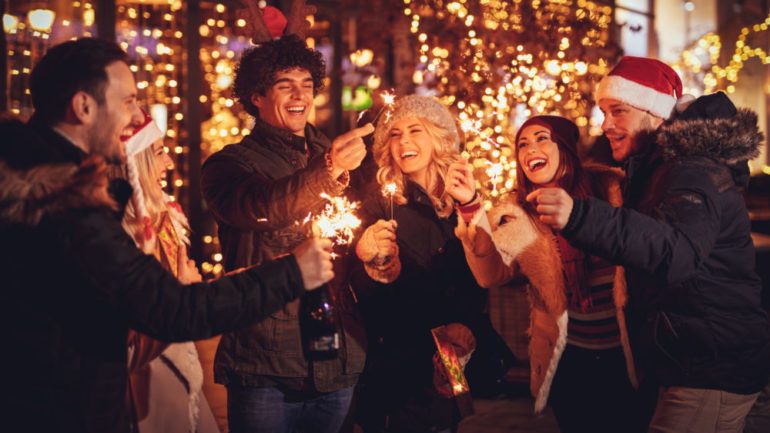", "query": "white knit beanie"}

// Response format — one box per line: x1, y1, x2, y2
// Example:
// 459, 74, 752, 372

373, 95, 460, 150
